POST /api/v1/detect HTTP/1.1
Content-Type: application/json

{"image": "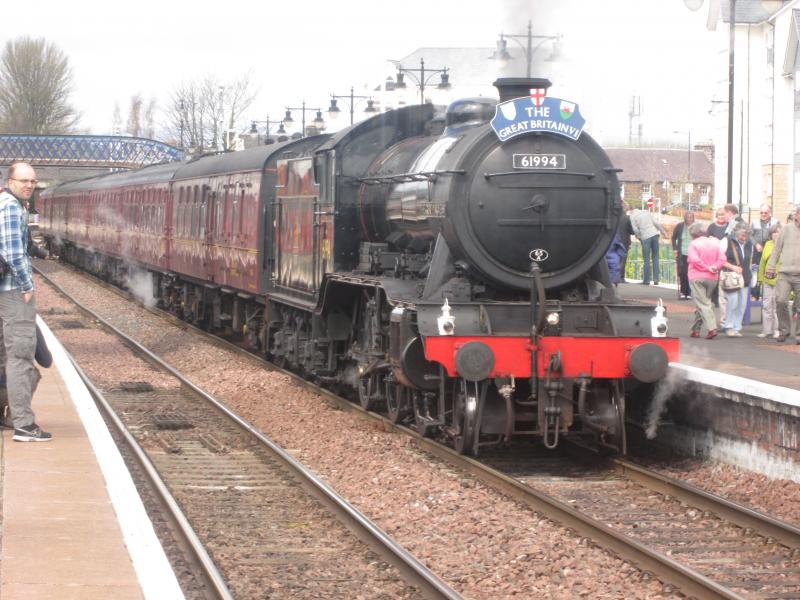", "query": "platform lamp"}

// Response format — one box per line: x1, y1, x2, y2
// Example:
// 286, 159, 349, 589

393, 58, 451, 105
328, 87, 378, 125
490, 20, 561, 78
249, 117, 283, 145
282, 101, 325, 138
